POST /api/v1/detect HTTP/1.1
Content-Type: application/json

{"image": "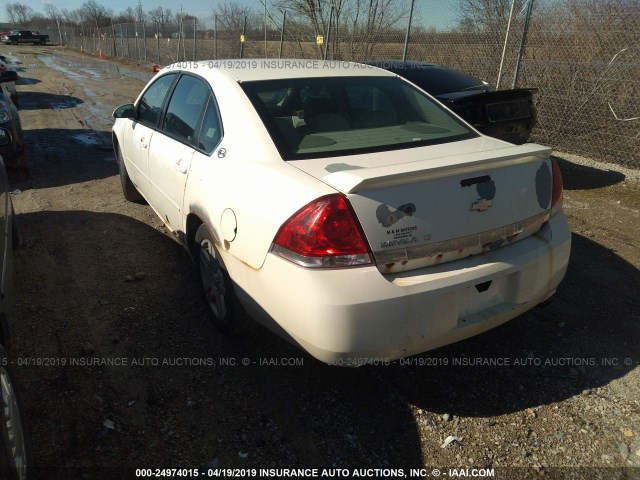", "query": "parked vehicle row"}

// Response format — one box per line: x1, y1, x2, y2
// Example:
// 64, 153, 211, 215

0, 153, 27, 478
112, 60, 569, 365
0, 50, 28, 479
0, 70, 26, 480
0, 68, 24, 170
0, 56, 17, 105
